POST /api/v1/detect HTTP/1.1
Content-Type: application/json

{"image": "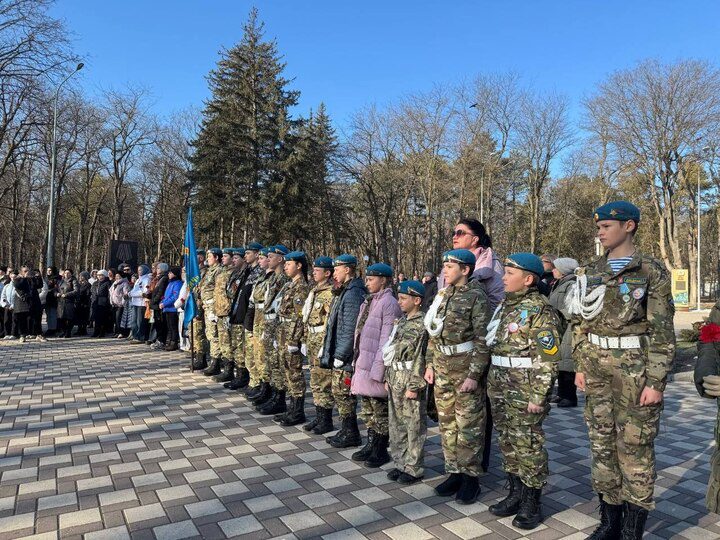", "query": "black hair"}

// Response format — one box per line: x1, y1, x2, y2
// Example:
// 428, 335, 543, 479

458, 218, 492, 248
